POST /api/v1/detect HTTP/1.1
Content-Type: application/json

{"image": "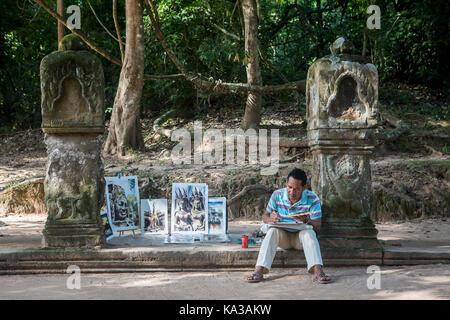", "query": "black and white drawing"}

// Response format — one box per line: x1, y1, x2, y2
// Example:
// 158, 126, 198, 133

105, 176, 140, 232
171, 183, 208, 234
141, 199, 168, 234
208, 197, 227, 235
